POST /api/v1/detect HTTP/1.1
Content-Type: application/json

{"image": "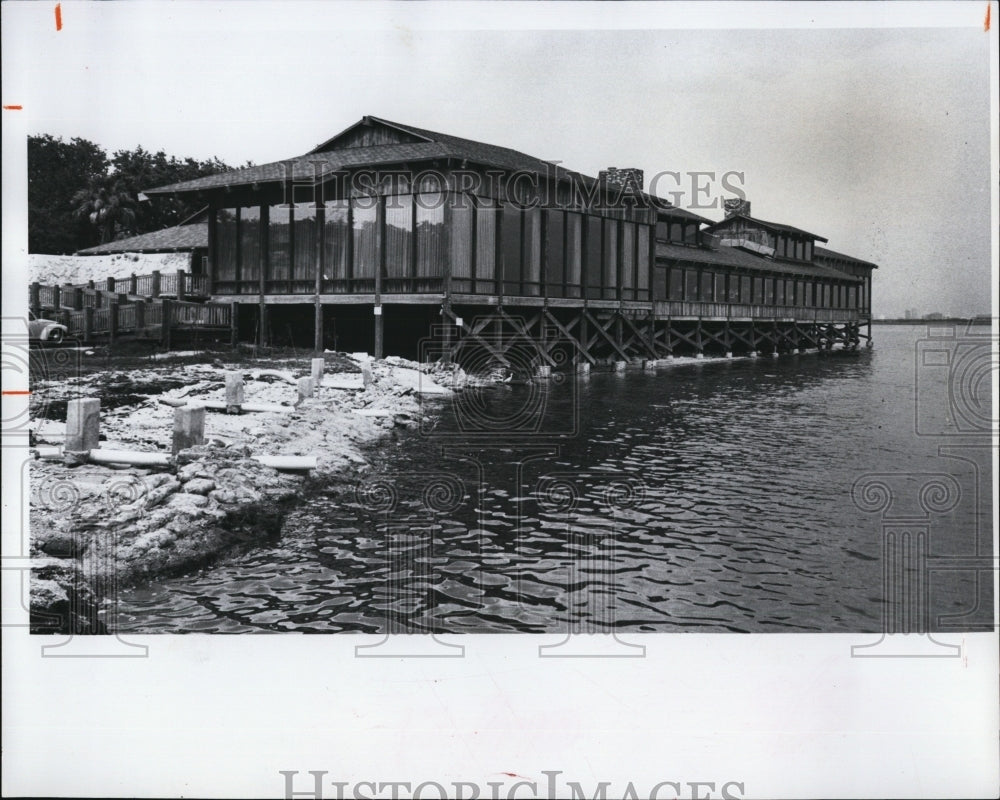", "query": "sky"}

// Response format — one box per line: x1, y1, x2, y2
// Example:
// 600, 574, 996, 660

2, 1, 996, 318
